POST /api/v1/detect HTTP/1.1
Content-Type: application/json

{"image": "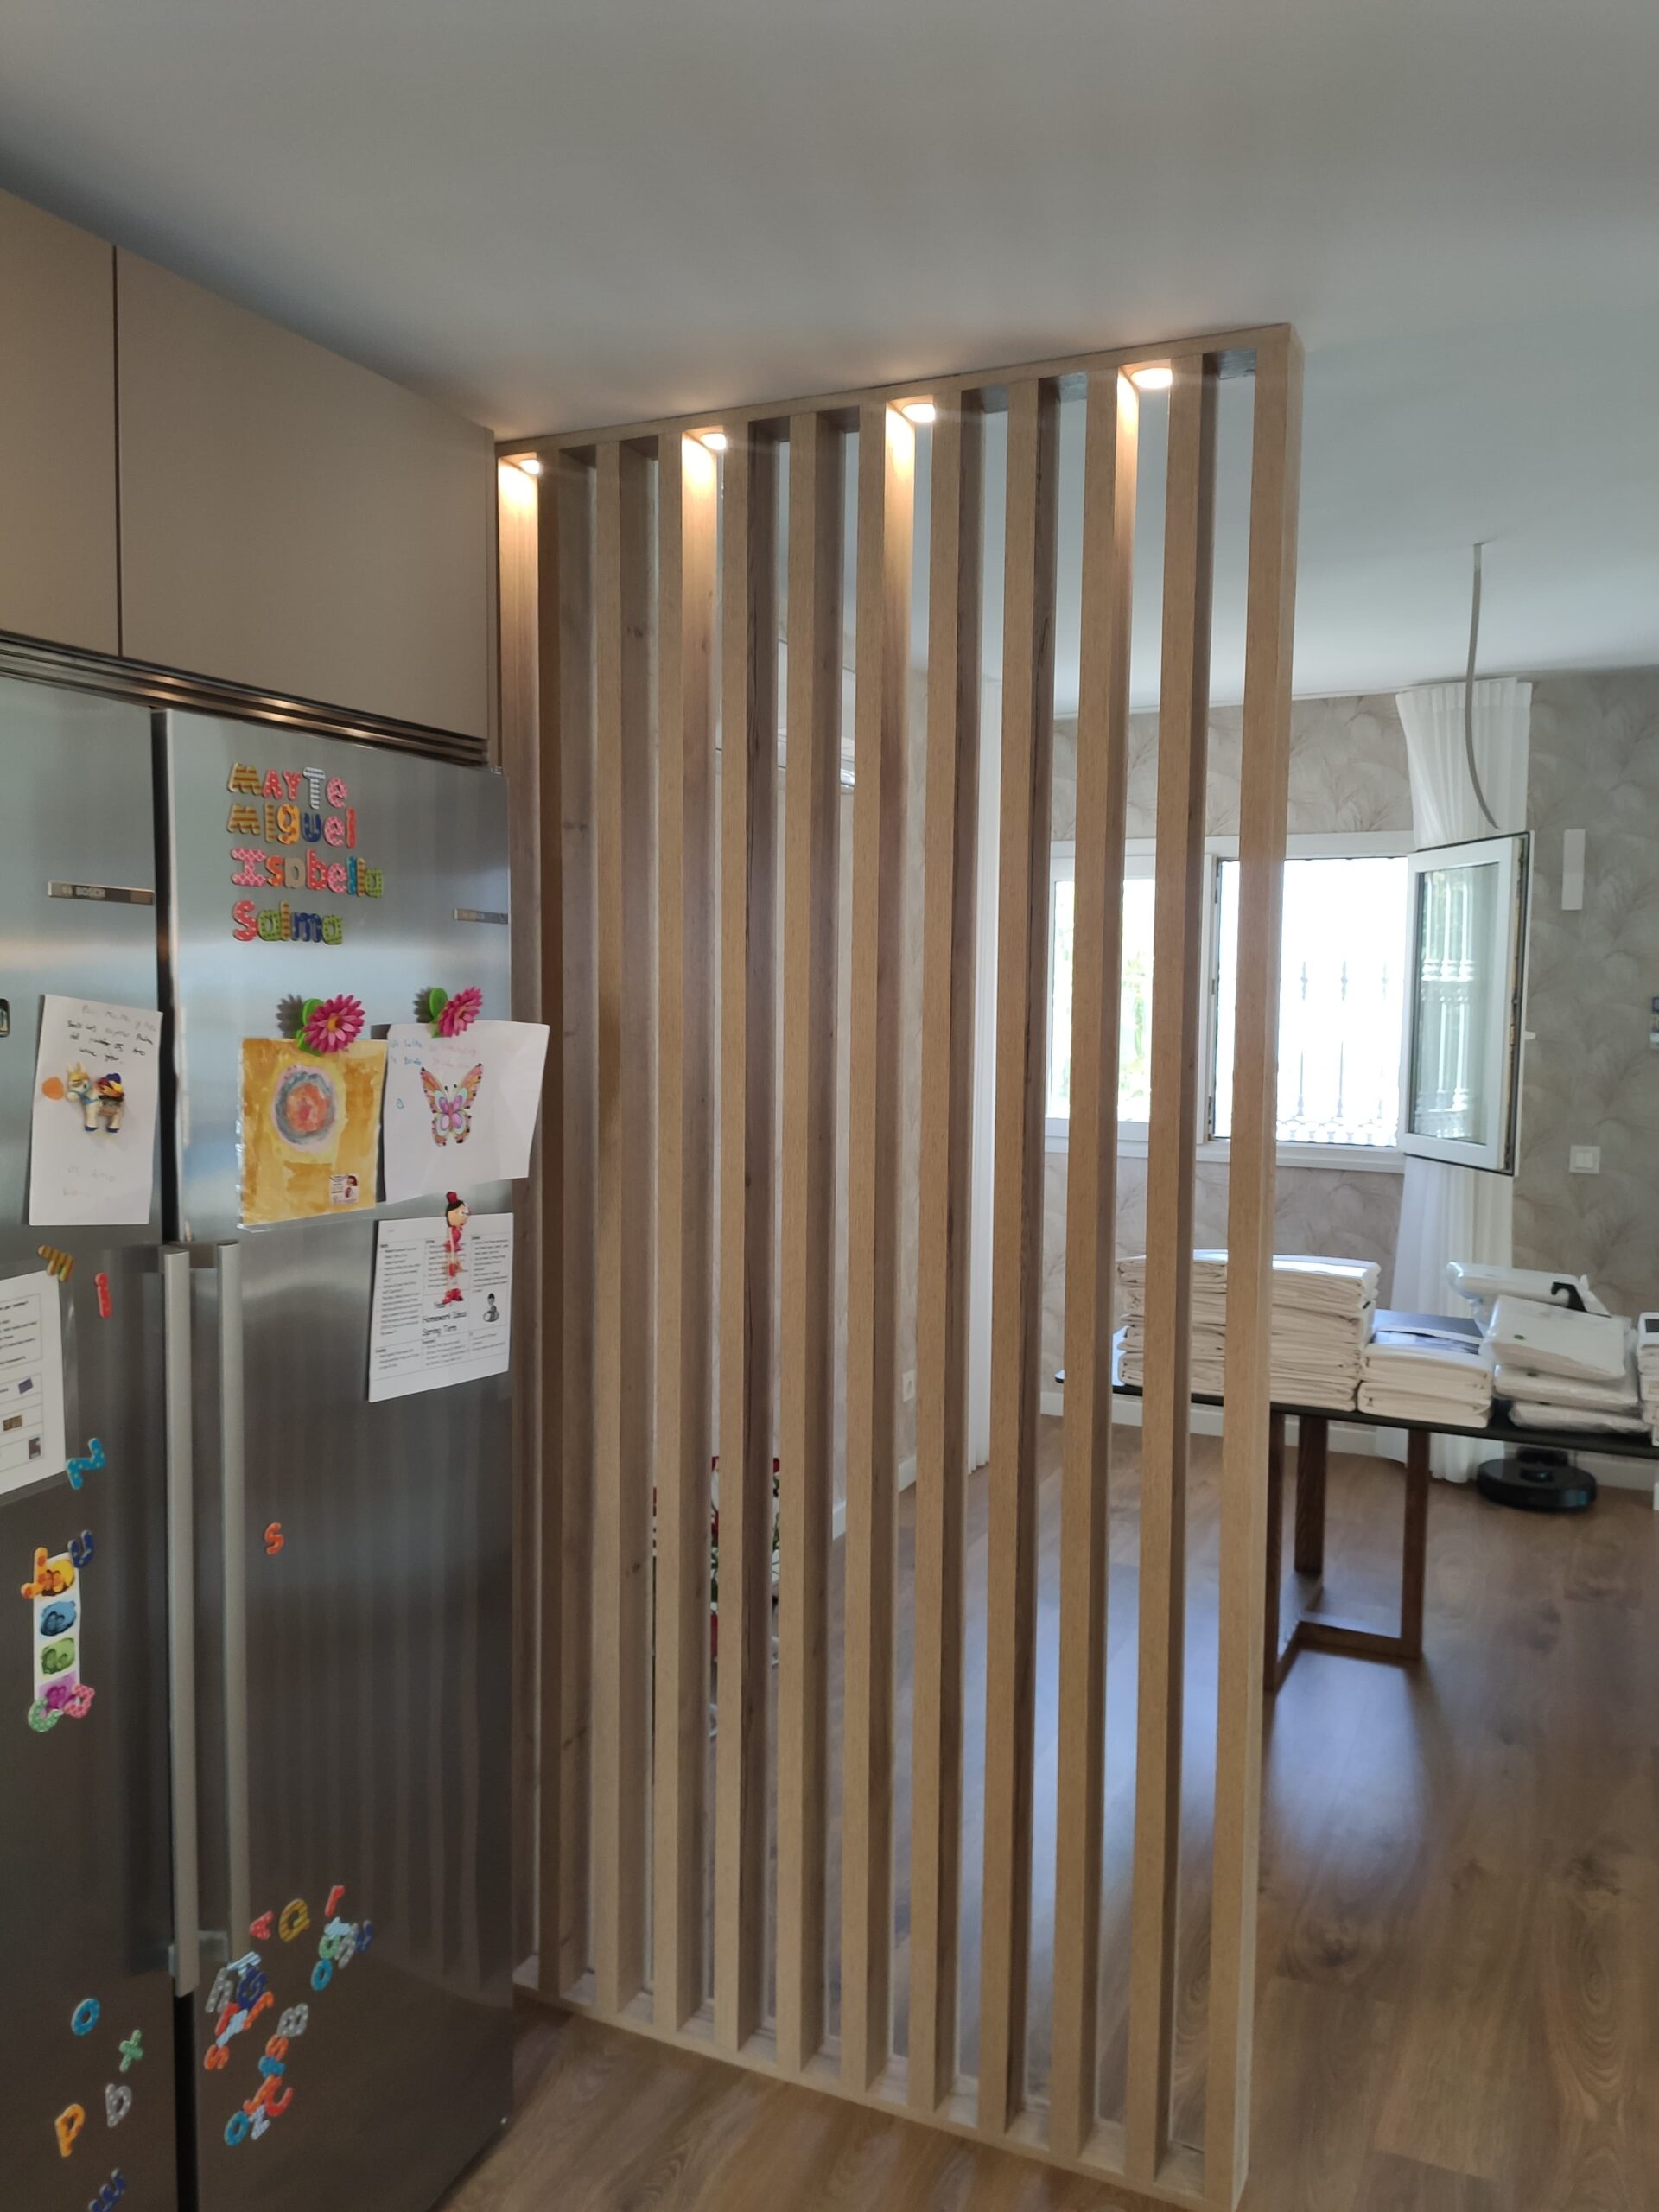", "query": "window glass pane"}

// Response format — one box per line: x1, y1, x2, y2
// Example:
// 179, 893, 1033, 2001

1046, 869, 1157, 1129
1213, 855, 1408, 1146
1046, 876, 1075, 1122
1408, 858, 1500, 1144
1119, 877, 1155, 1122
